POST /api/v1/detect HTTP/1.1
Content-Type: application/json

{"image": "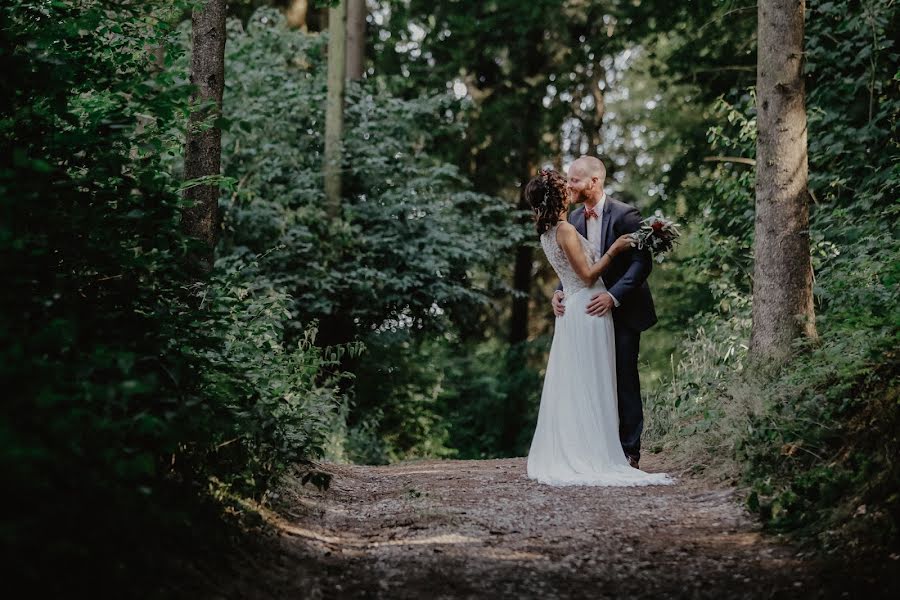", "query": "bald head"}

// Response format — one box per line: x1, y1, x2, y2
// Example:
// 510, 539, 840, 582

570, 156, 606, 182
567, 156, 606, 205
